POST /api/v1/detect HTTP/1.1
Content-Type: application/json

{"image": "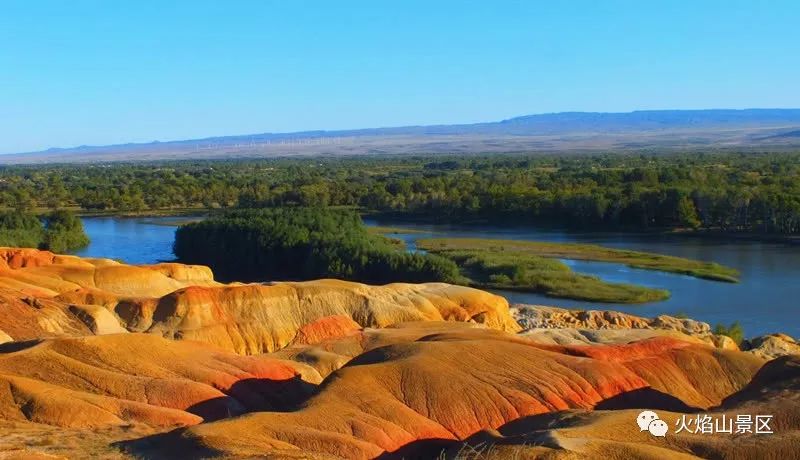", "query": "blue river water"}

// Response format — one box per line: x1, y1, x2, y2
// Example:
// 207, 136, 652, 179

73, 216, 800, 337
72, 217, 182, 265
